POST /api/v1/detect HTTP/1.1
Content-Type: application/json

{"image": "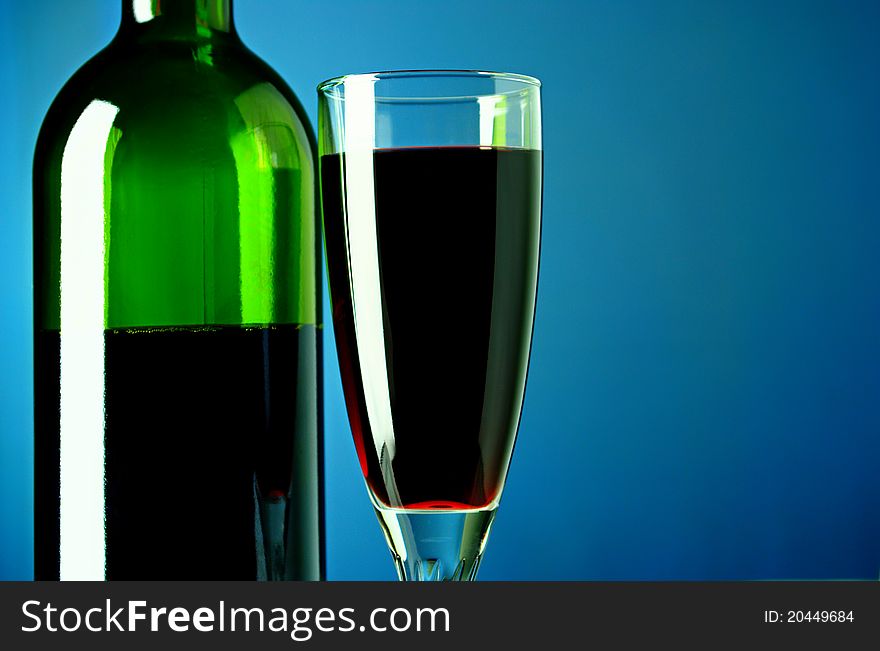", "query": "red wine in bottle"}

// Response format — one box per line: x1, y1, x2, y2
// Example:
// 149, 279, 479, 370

33, 1, 323, 580
321, 146, 541, 511
36, 325, 321, 580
